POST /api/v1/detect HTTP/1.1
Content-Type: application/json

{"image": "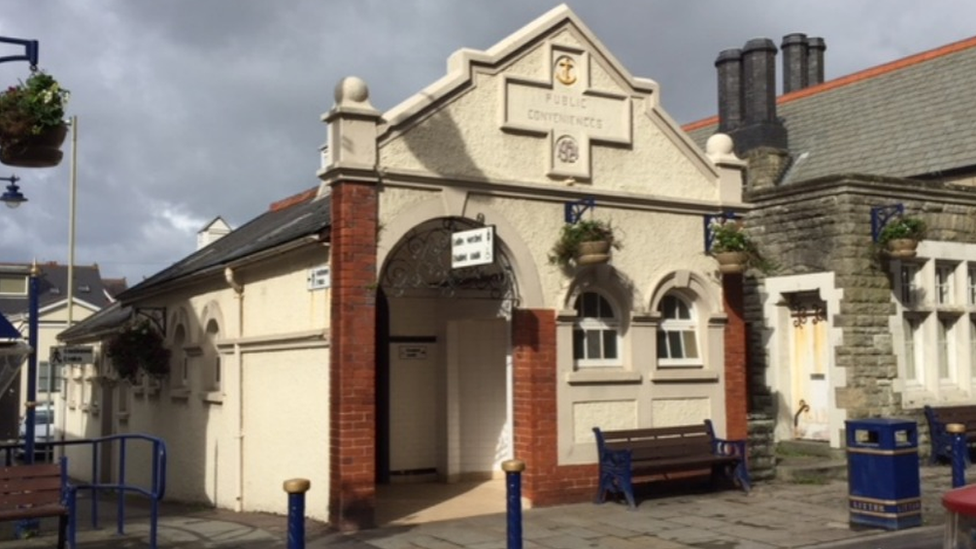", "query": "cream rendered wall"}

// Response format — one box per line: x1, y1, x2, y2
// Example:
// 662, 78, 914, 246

61, 245, 330, 519
371, 9, 735, 473
242, 348, 328, 519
